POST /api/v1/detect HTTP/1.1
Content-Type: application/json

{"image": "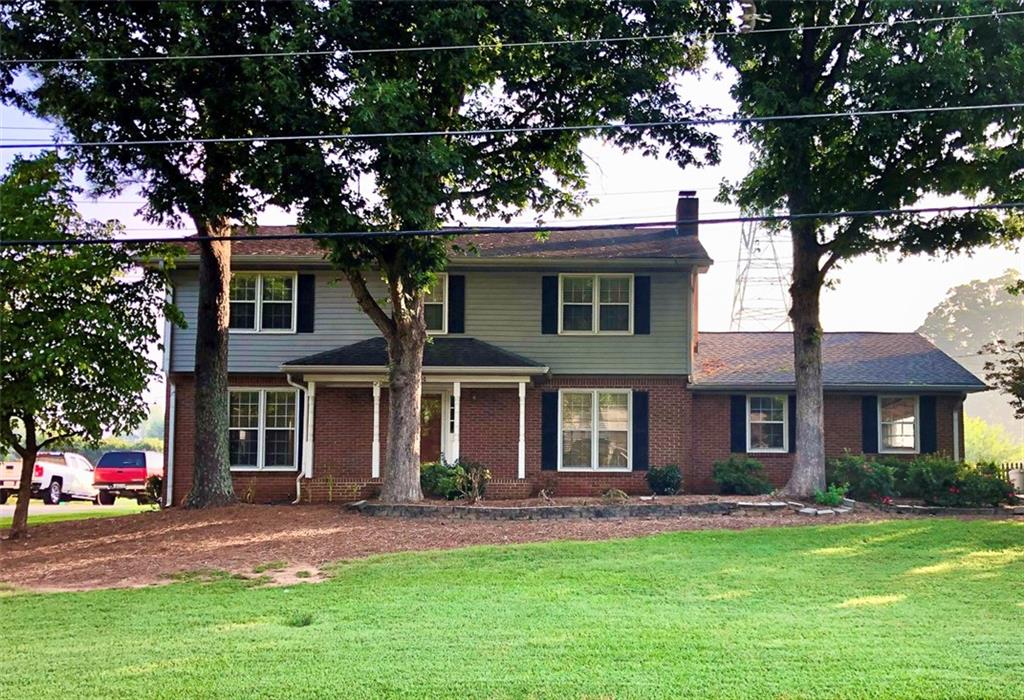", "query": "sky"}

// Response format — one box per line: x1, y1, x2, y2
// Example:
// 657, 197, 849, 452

2, 62, 1022, 411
